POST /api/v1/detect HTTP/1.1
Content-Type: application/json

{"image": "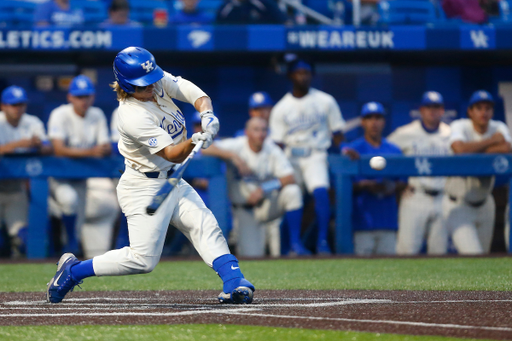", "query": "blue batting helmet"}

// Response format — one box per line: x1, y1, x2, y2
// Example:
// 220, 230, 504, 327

1, 85, 28, 105
113, 46, 164, 94
69, 75, 95, 96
